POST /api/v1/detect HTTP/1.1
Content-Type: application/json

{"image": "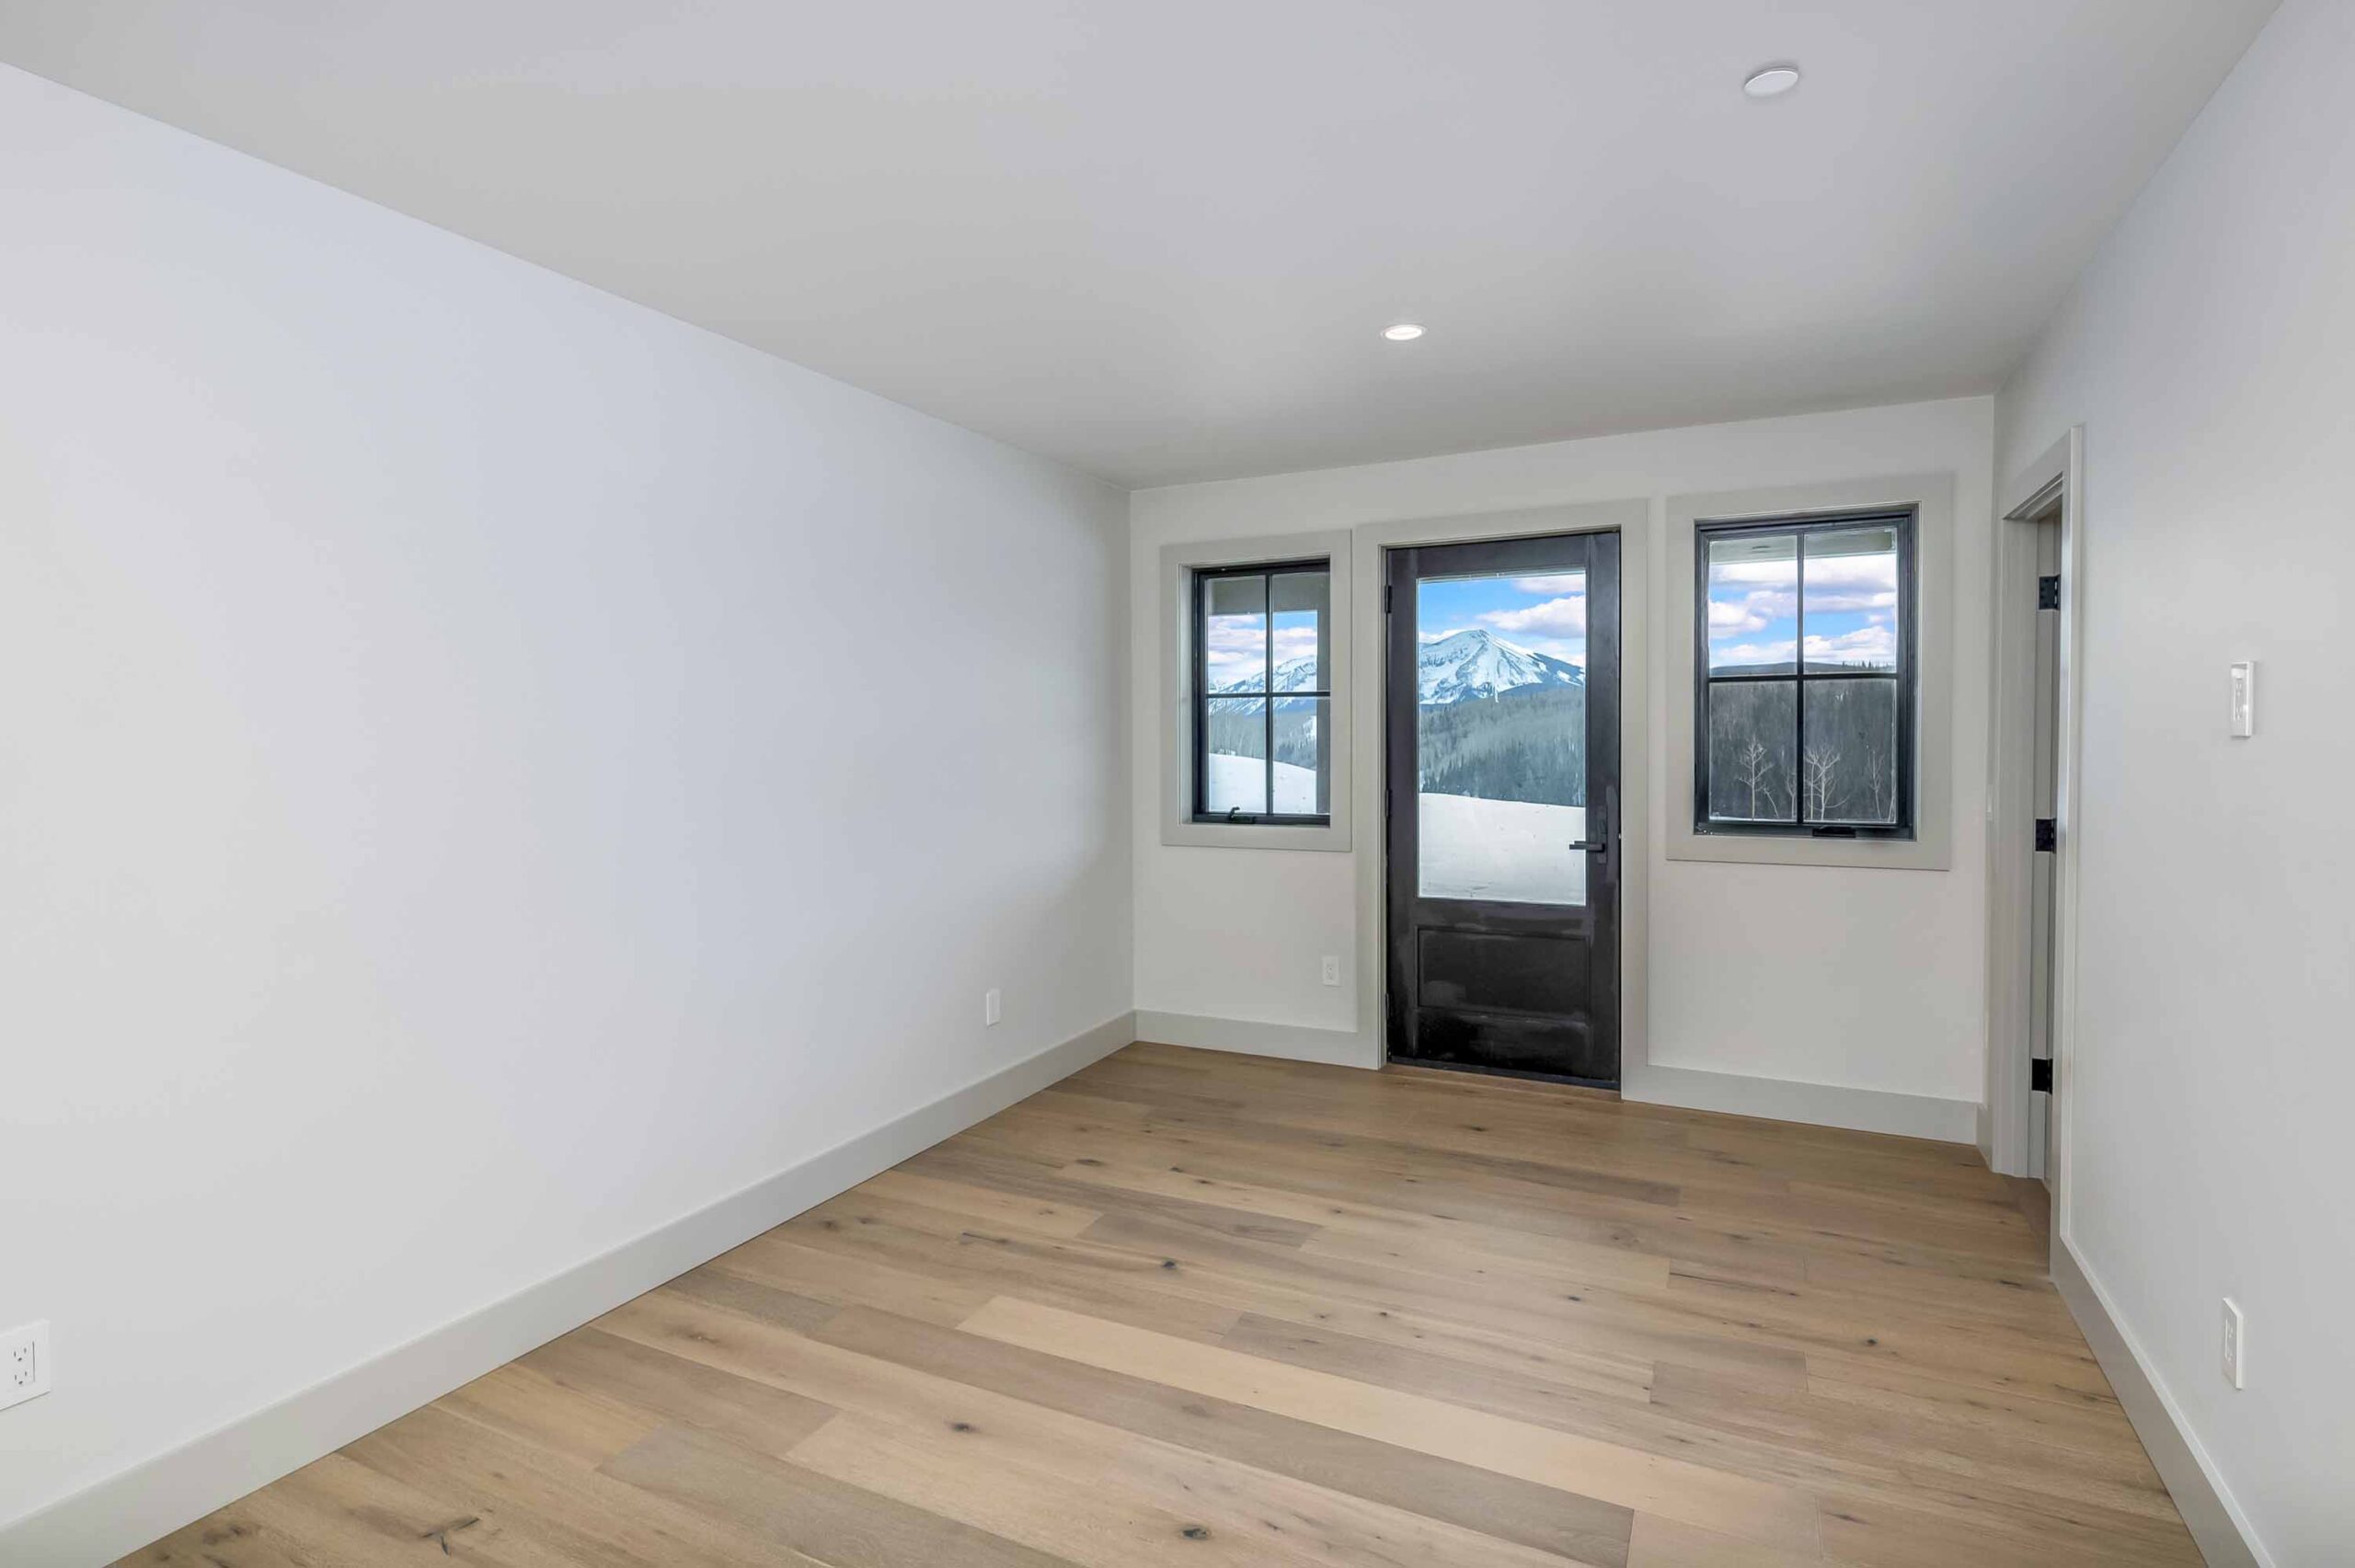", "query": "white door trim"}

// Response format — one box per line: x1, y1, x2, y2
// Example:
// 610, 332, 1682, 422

1984, 427, 2085, 1219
